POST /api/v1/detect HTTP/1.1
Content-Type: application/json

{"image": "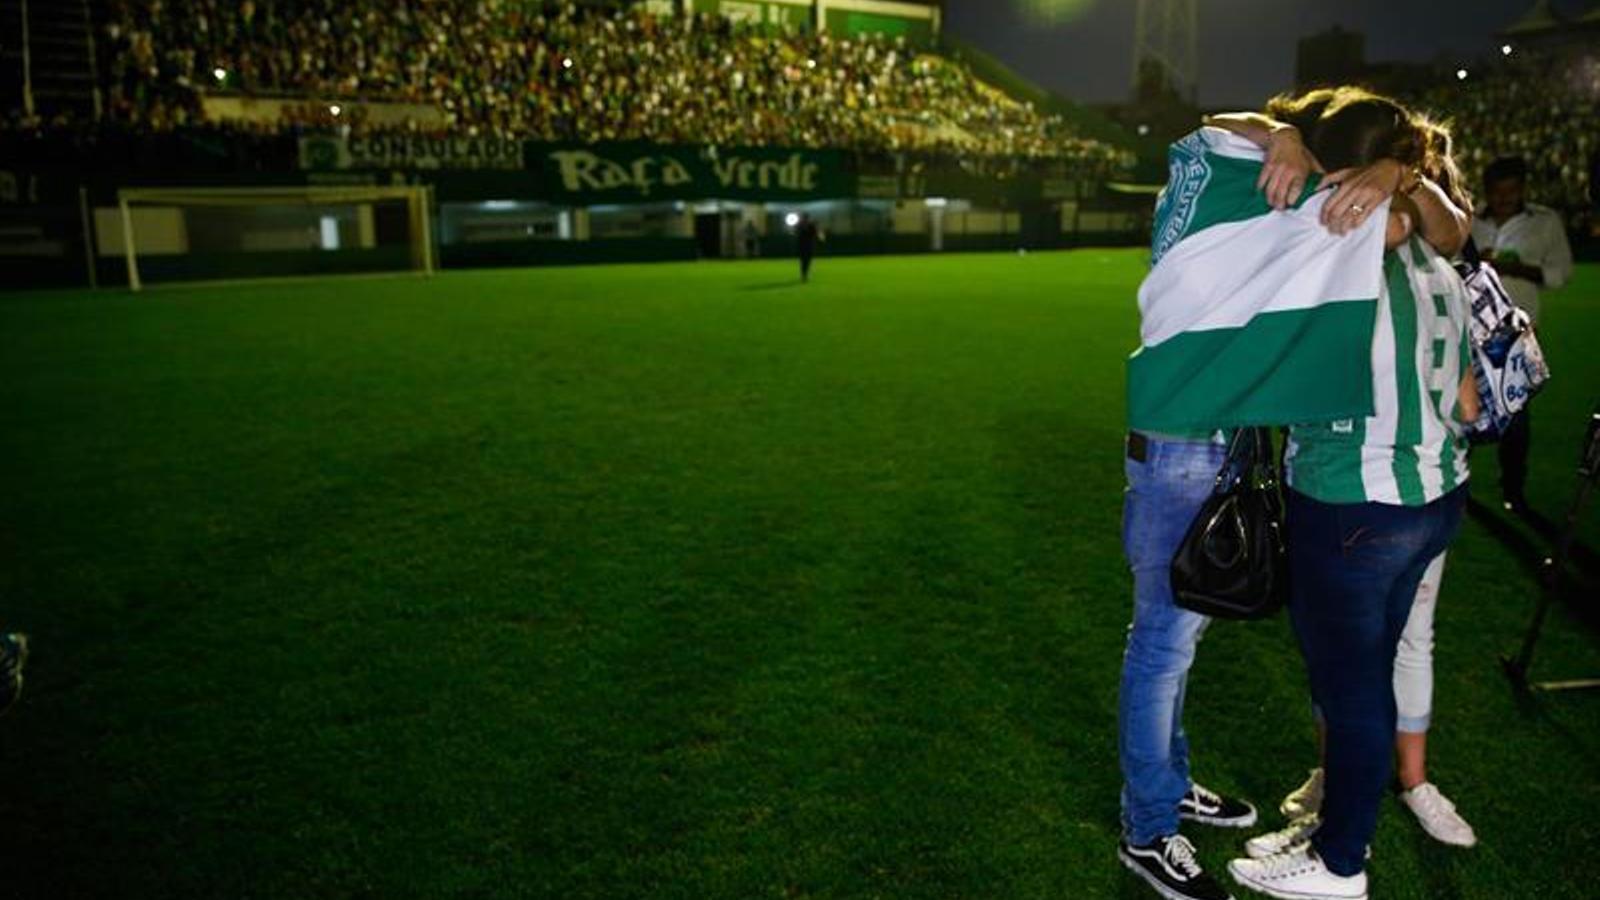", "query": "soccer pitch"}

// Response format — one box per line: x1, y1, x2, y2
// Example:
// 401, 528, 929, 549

1, 250, 1597, 899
